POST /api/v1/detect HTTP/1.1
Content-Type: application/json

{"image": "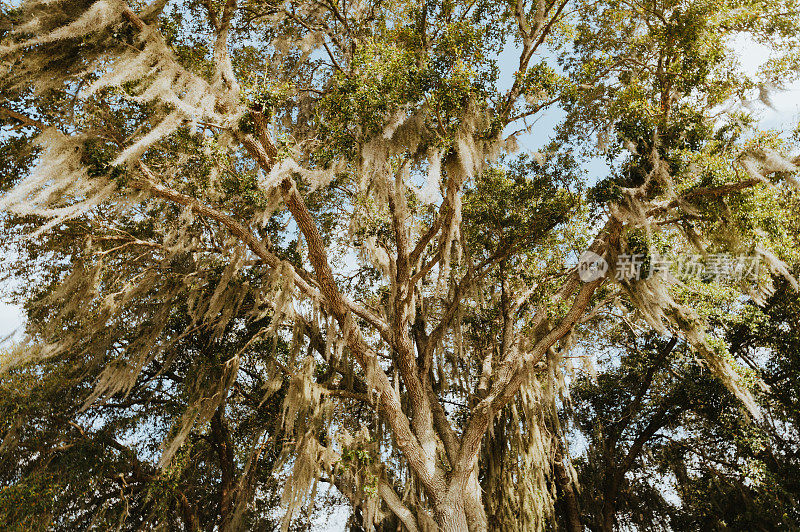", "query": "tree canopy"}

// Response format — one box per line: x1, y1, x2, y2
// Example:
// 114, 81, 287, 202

1, 0, 799, 530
